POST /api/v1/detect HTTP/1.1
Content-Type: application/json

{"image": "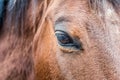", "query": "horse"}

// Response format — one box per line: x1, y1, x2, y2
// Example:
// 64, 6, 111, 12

33, 0, 120, 80
0, 0, 120, 80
